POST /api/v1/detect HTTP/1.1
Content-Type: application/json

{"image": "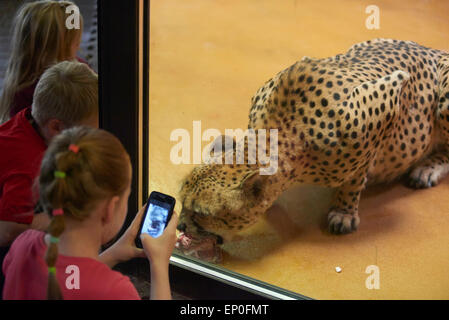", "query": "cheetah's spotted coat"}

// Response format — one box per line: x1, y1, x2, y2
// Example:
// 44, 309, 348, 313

178, 39, 449, 241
